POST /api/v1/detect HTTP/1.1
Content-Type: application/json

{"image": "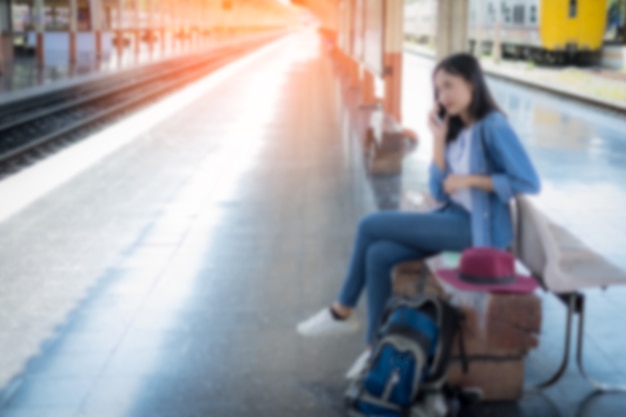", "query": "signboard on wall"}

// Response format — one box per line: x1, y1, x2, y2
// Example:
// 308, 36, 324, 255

362, 0, 384, 76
